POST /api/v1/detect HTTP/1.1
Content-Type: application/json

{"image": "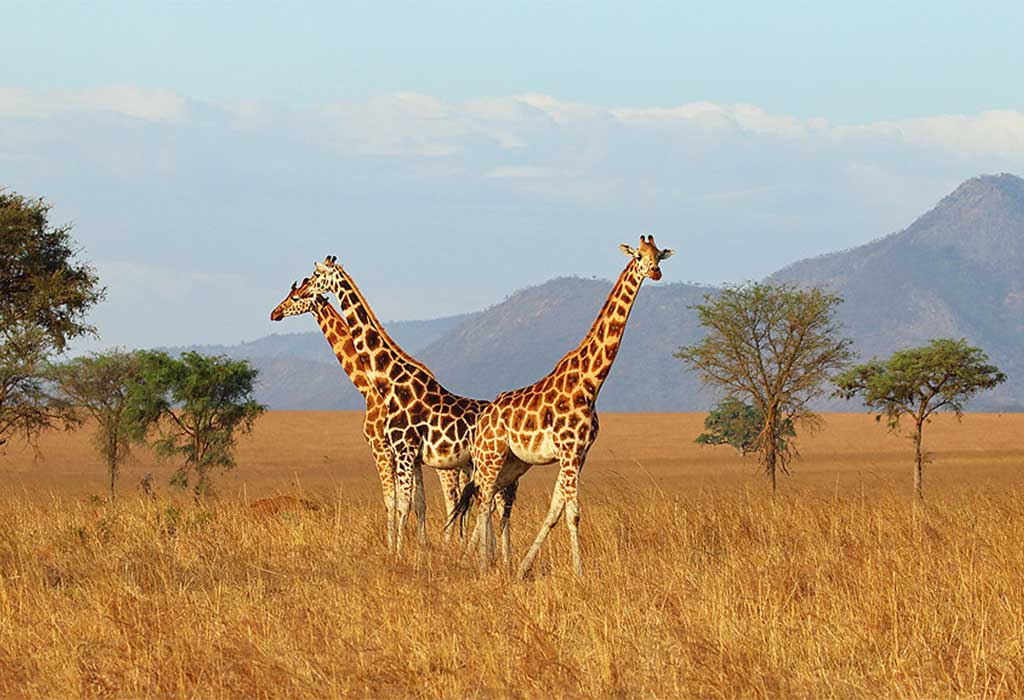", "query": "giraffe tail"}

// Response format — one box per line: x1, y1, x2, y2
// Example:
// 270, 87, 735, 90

447, 480, 479, 535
